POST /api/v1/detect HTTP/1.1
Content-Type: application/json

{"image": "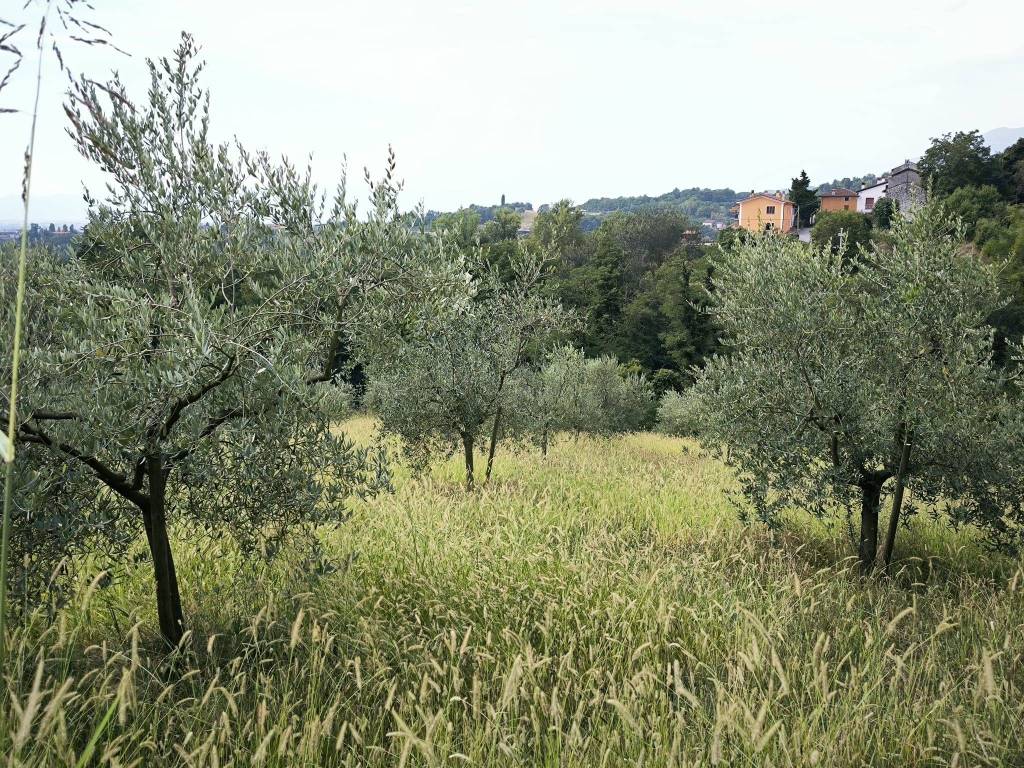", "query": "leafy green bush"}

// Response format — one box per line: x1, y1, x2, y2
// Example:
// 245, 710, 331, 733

940, 184, 1007, 238
871, 196, 899, 229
